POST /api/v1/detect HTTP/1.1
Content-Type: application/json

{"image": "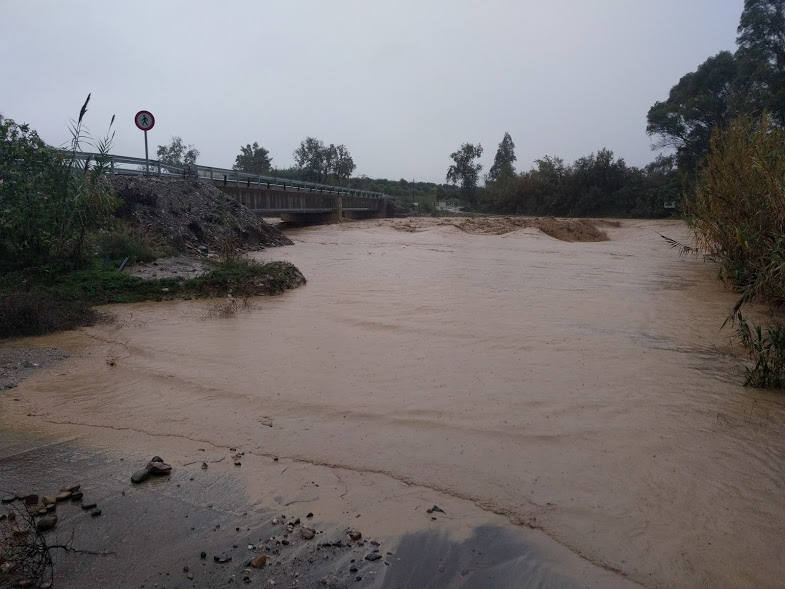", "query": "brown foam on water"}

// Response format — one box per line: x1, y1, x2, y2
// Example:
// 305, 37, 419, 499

3, 218, 785, 587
